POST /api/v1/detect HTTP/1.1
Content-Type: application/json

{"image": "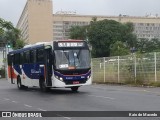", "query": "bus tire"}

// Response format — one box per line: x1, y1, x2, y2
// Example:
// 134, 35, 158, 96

17, 77, 24, 89
39, 77, 50, 92
71, 86, 79, 92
